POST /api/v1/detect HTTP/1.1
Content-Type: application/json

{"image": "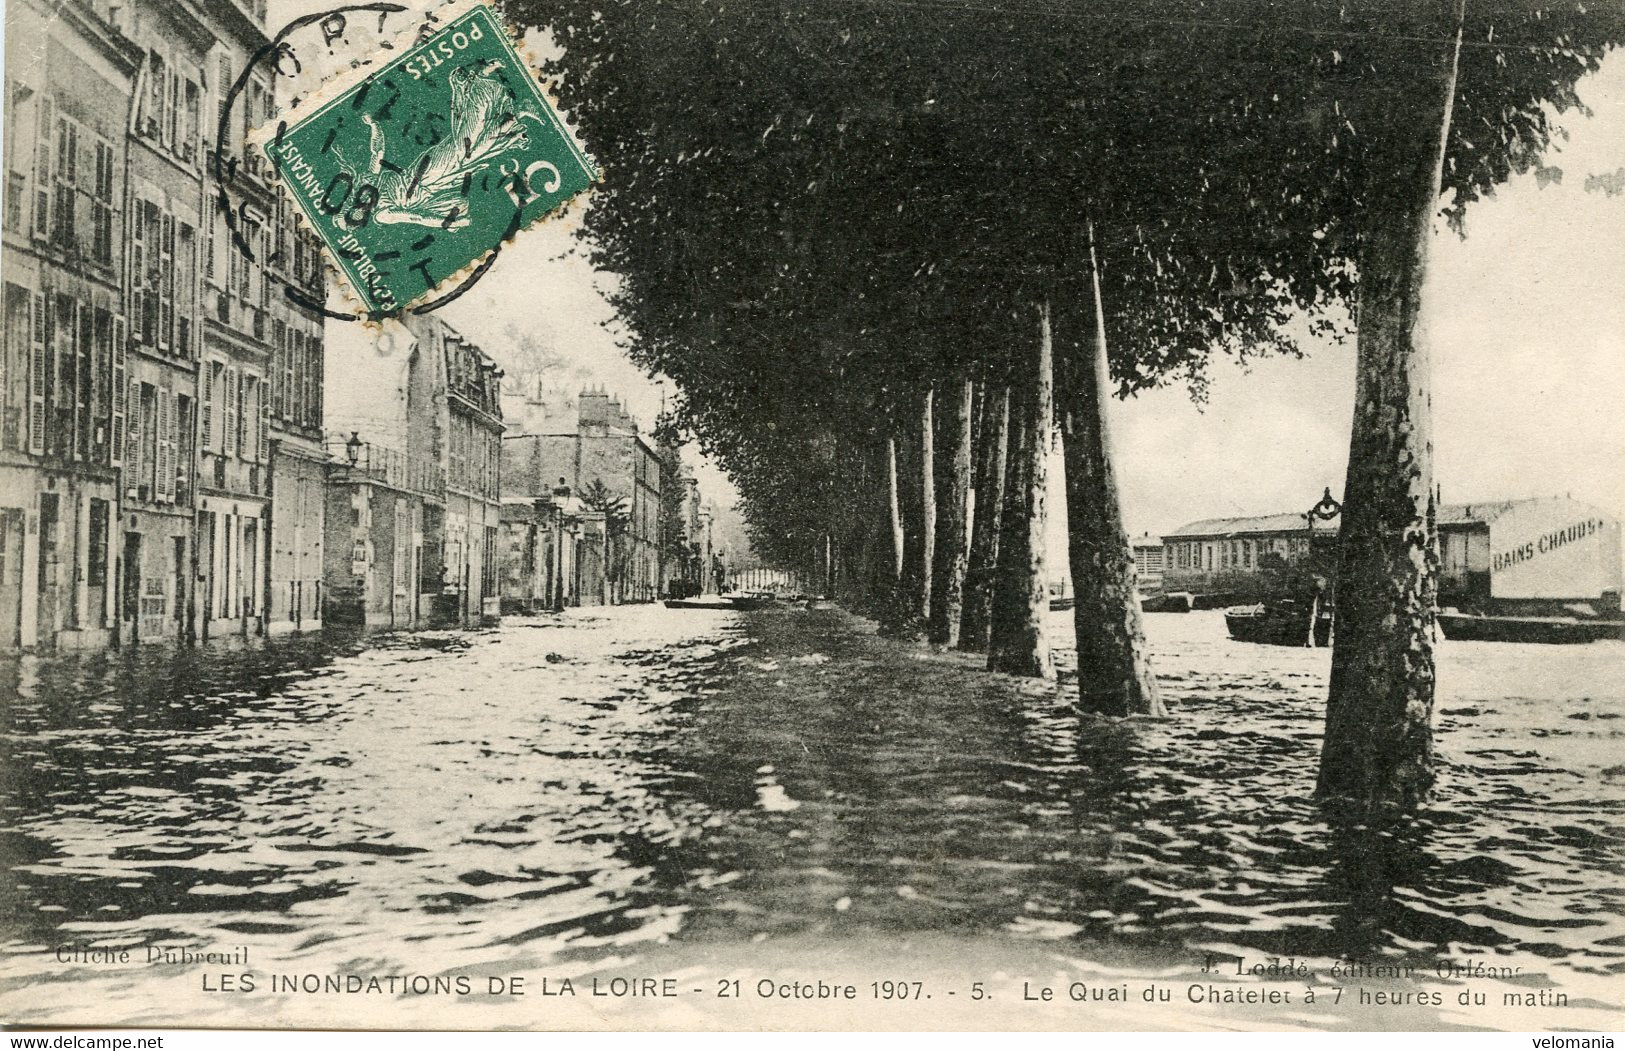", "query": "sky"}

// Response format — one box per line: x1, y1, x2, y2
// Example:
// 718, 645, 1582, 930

1099, 55, 1625, 538
286, 0, 1625, 542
